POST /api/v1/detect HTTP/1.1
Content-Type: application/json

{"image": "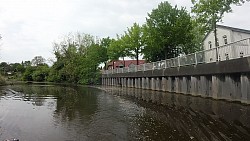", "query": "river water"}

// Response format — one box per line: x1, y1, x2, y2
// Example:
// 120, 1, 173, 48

0, 85, 249, 141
